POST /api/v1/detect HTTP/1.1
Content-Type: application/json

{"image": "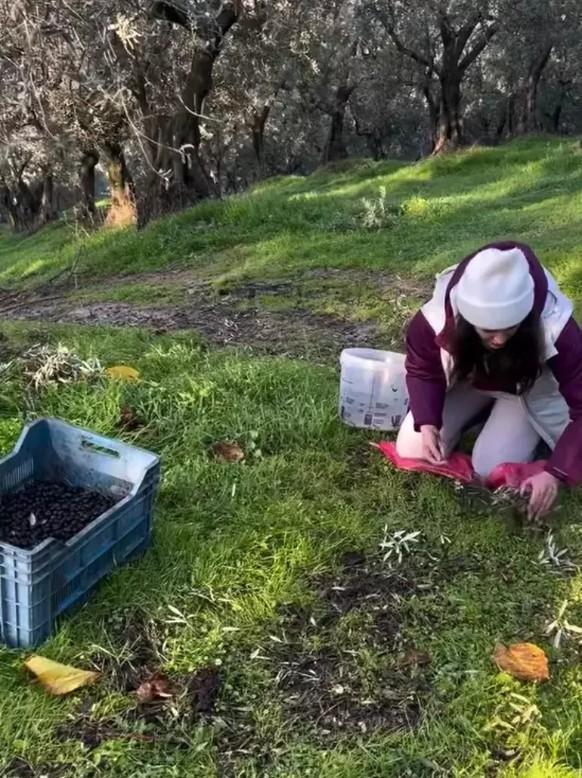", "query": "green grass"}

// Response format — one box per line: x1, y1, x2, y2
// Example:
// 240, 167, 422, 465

70, 282, 187, 306
1, 137, 582, 300
231, 276, 425, 346
1, 139, 582, 776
